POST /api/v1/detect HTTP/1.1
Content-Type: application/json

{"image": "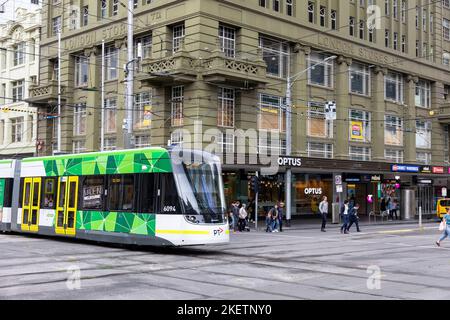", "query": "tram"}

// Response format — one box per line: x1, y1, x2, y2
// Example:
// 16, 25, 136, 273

0, 148, 229, 246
